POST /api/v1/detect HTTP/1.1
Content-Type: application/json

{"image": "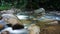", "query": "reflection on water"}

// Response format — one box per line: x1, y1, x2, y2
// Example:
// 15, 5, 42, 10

38, 13, 60, 21
44, 14, 60, 20
2, 27, 29, 34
